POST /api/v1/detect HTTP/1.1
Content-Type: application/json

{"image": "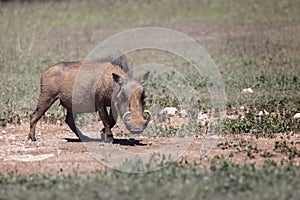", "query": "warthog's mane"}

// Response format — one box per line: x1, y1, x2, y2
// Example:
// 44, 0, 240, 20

94, 54, 131, 74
